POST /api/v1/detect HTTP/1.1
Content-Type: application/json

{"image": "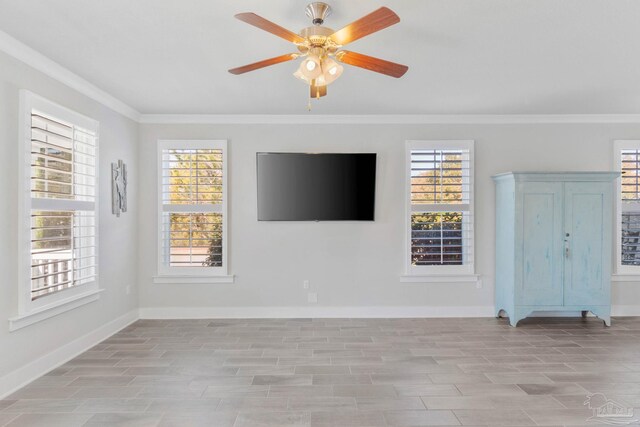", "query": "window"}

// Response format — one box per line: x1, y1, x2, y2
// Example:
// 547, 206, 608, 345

156, 140, 230, 282
404, 140, 475, 278
16, 91, 99, 326
614, 140, 640, 275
